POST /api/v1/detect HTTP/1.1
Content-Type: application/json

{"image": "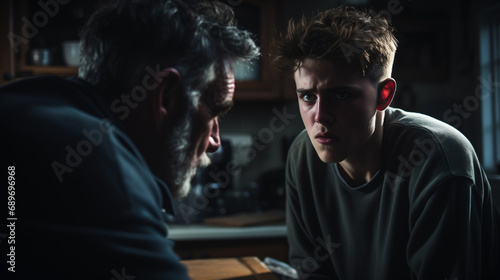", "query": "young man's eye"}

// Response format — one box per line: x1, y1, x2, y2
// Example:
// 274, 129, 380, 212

300, 93, 316, 102
334, 91, 350, 100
